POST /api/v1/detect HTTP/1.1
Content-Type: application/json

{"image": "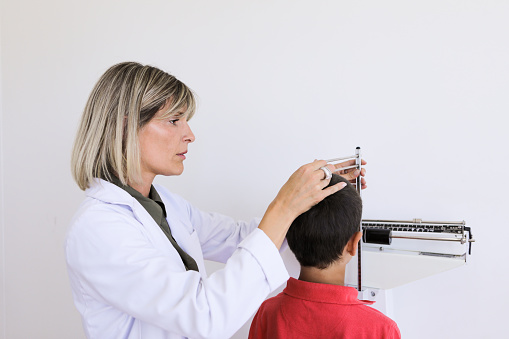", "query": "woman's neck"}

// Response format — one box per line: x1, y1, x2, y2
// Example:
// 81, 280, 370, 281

128, 174, 155, 197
